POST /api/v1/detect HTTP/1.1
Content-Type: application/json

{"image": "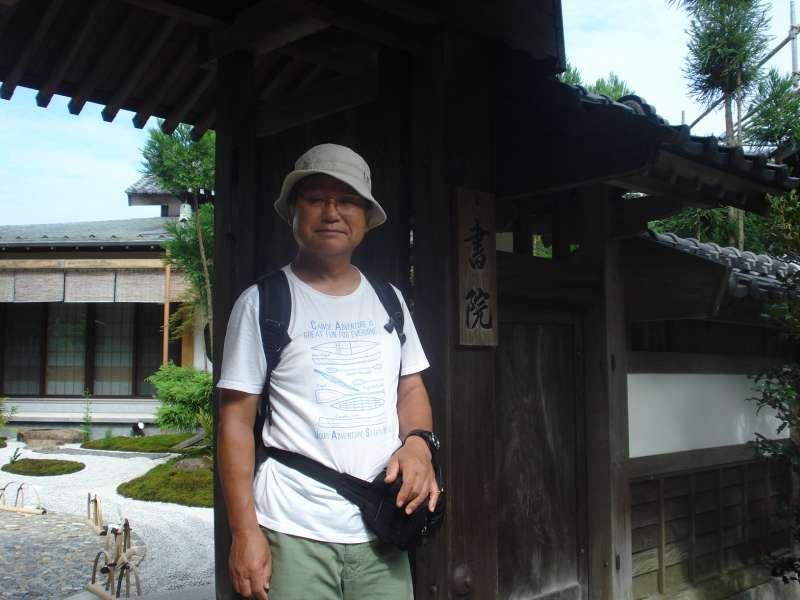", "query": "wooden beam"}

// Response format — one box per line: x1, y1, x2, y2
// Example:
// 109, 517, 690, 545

190, 110, 216, 141
277, 0, 426, 53
584, 194, 633, 600
68, 9, 140, 115
0, 0, 64, 100
255, 70, 377, 137
117, 0, 226, 28
278, 35, 375, 74
36, 0, 105, 108
257, 58, 307, 100
0, 258, 163, 269
102, 16, 178, 122
213, 51, 258, 600
358, 0, 442, 26
292, 64, 324, 93
207, 0, 327, 61
628, 351, 783, 374
161, 68, 216, 134
629, 443, 764, 480
132, 40, 198, 128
